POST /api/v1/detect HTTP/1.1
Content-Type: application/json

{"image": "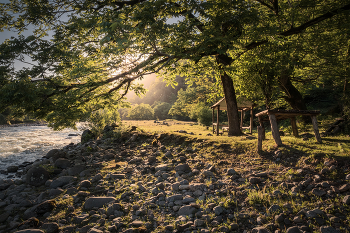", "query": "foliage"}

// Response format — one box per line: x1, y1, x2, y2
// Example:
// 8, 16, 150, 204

127, 104, 154, 120
118, 108, 131, 120
86, 108, 121, 136
0, 114, 8, 125
1, 0, 350, 132
153, 102, 172, 120
196, 104, 212, 126
131, 75, 186, 106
